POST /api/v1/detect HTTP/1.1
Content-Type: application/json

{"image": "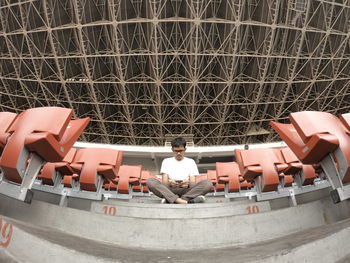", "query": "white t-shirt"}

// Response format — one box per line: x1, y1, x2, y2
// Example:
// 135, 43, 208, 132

160, 157, 199, 181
